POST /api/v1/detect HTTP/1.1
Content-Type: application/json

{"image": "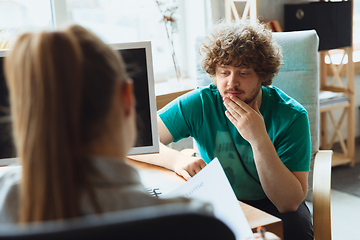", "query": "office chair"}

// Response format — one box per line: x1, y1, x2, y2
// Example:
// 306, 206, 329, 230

272, 30, 332, 240
194, 30, 333, 240
0, 202, 235, 240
